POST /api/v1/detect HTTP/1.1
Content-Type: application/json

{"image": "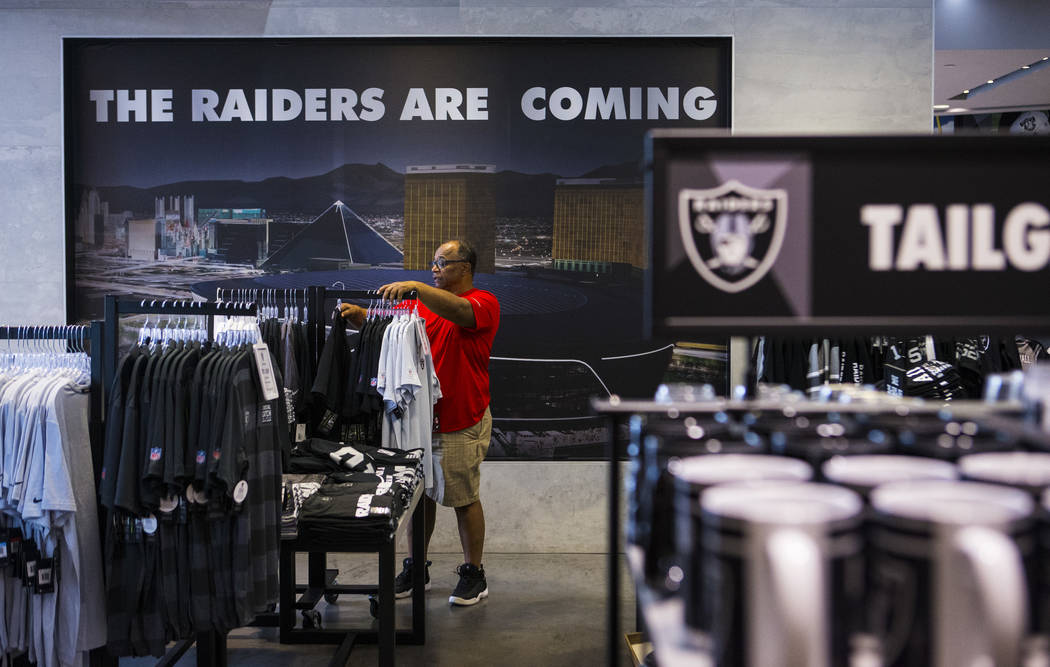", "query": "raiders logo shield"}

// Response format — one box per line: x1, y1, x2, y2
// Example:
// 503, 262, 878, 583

678, 179, 788, 293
